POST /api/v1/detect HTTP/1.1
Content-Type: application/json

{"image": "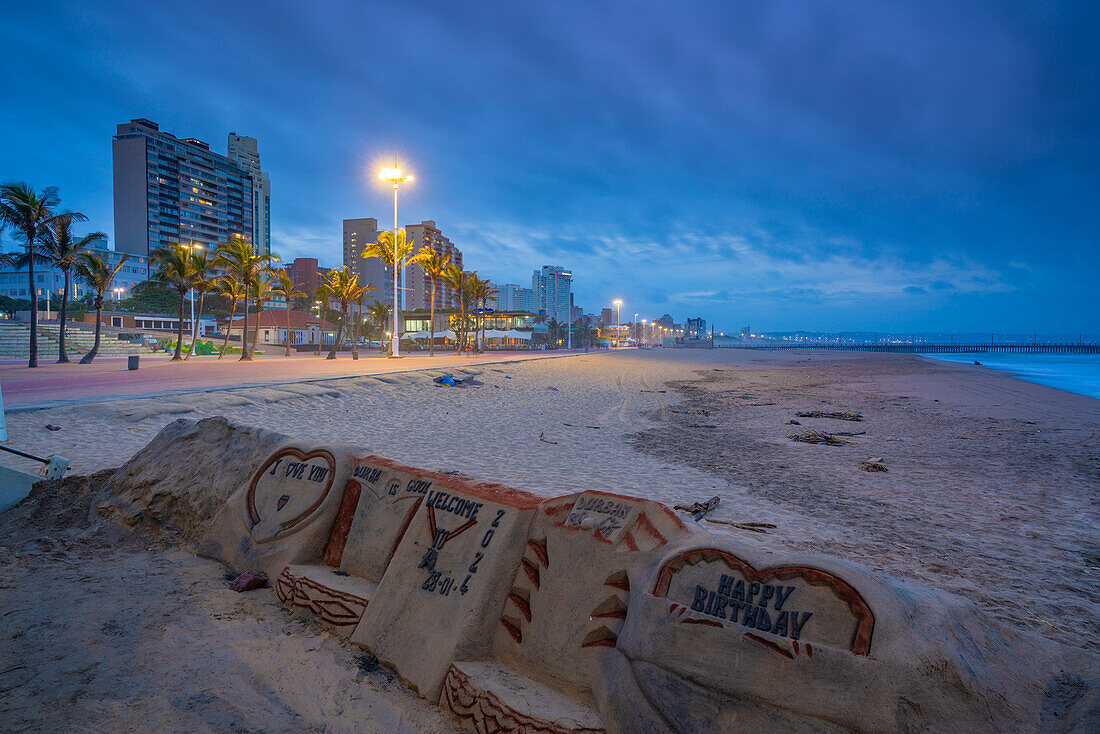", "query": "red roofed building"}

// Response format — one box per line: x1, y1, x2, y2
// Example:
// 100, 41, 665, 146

223, 310, 339, 348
